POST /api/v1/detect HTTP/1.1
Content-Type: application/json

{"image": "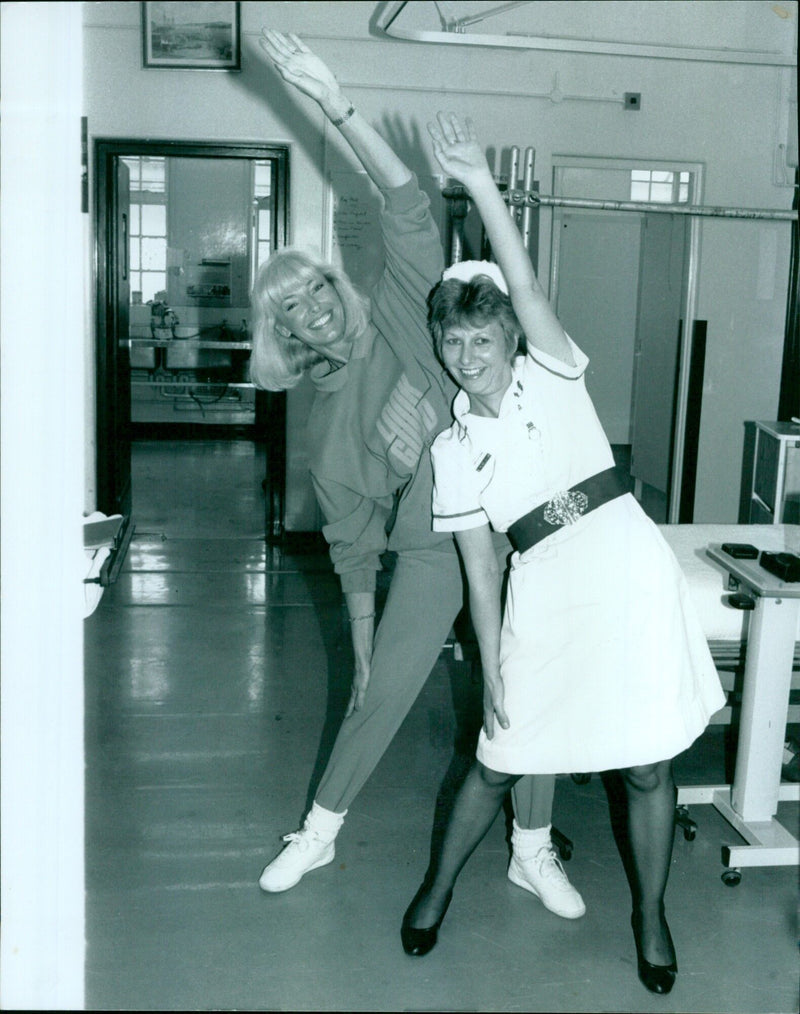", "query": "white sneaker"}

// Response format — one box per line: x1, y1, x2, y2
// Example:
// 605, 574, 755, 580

259, 827, 335, 893
508, 845, 586, 919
